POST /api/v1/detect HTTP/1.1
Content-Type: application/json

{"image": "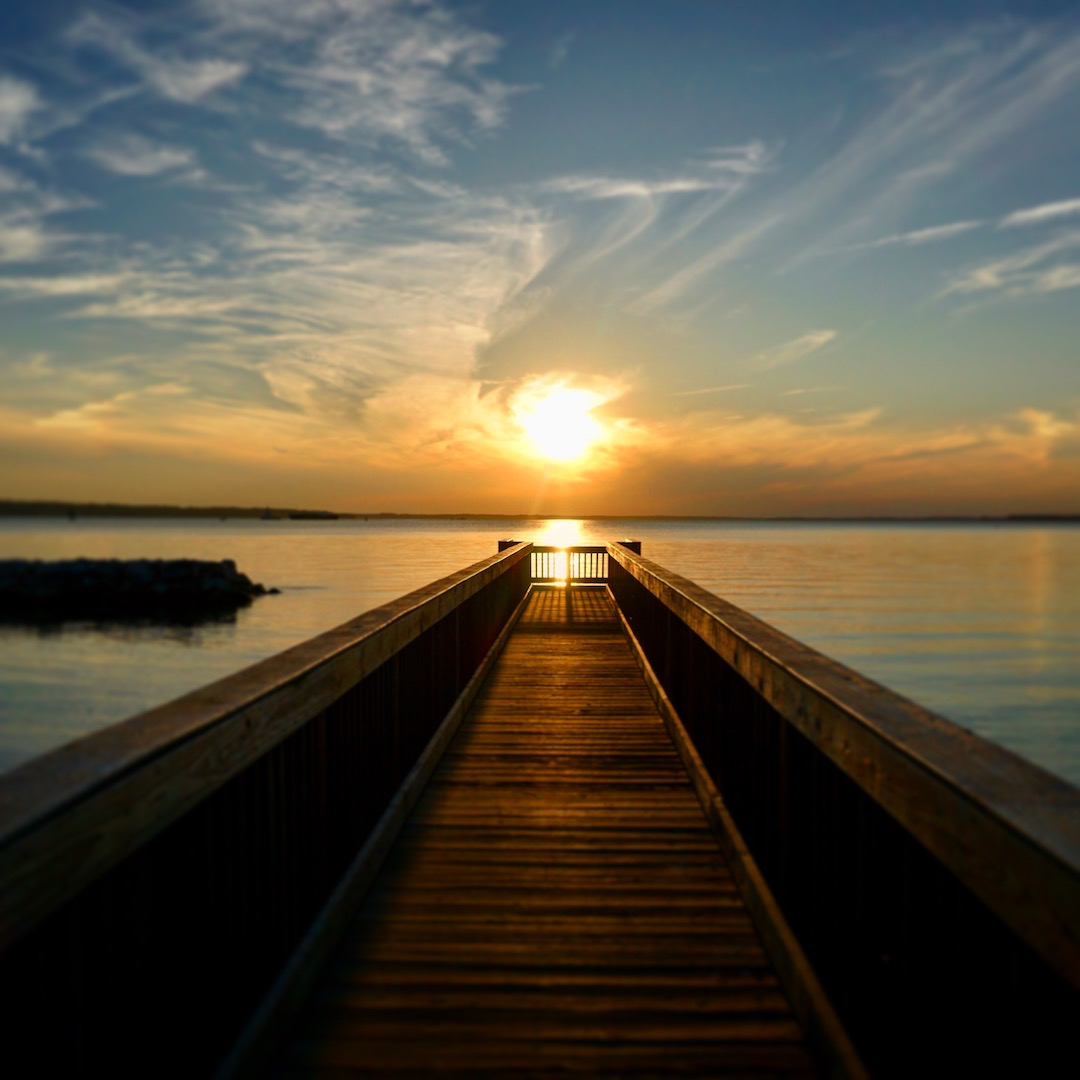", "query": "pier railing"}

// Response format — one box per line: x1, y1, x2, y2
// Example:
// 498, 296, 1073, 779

606, 542, 1080, 1078
500, 539, 639, 584
0, 541, 533, 1076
